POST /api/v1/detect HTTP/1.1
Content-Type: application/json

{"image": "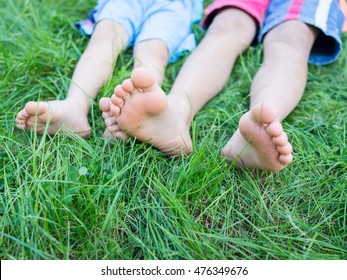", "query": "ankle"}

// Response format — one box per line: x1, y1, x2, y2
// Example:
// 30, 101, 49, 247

168, 96, 194, 124
64, 97, 91, 114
